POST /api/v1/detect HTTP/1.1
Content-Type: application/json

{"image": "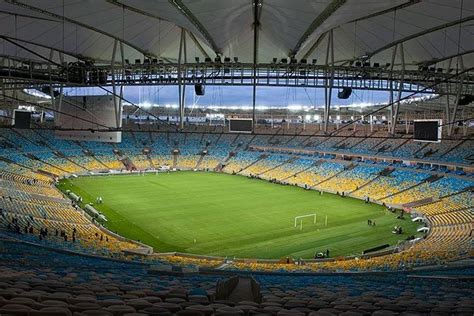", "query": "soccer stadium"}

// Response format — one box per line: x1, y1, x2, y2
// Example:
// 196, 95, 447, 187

0, 0, 473, 315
